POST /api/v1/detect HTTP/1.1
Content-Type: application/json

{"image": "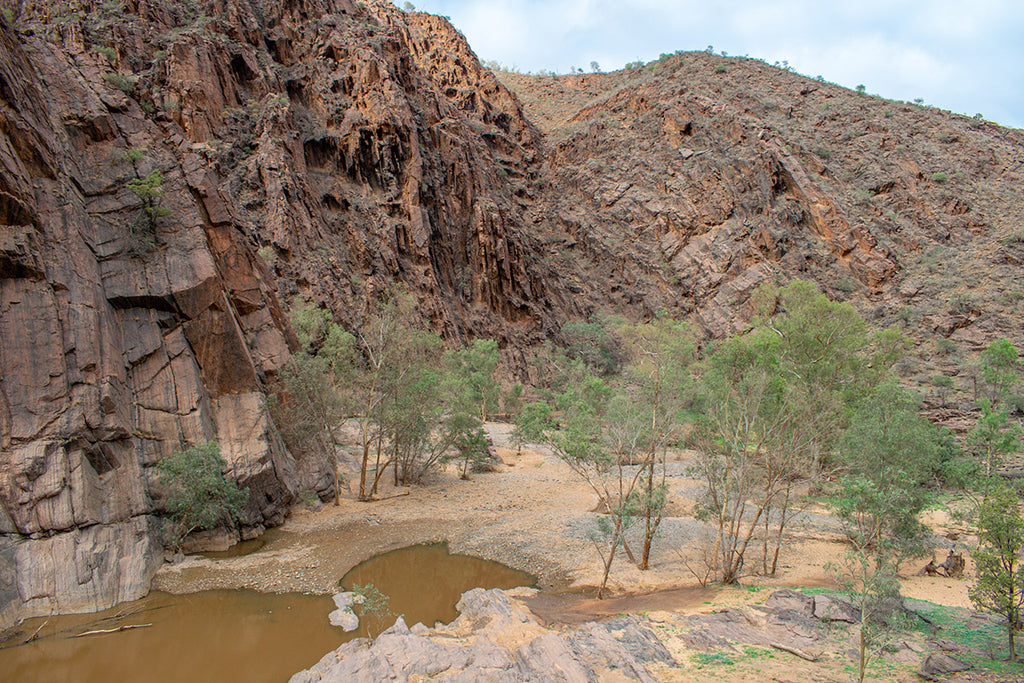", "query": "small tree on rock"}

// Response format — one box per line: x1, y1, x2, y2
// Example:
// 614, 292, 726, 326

157, 441, 247, 552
